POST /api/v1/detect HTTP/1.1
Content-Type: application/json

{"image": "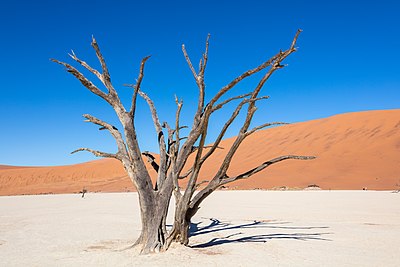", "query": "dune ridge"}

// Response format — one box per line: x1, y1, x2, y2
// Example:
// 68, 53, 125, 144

1, 109, 399, 195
